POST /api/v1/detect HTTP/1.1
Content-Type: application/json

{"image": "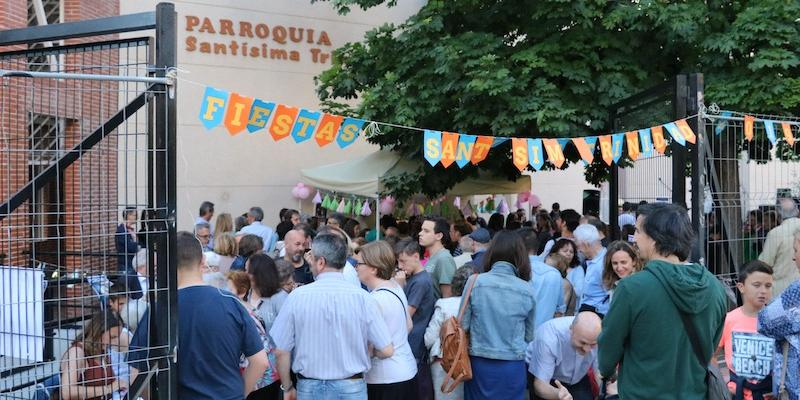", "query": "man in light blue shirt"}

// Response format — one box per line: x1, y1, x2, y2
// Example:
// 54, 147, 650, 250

518, 228, 564, 327
575, 224, 609, 316
239, 206, 277, 254
270, 234, 394, 400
